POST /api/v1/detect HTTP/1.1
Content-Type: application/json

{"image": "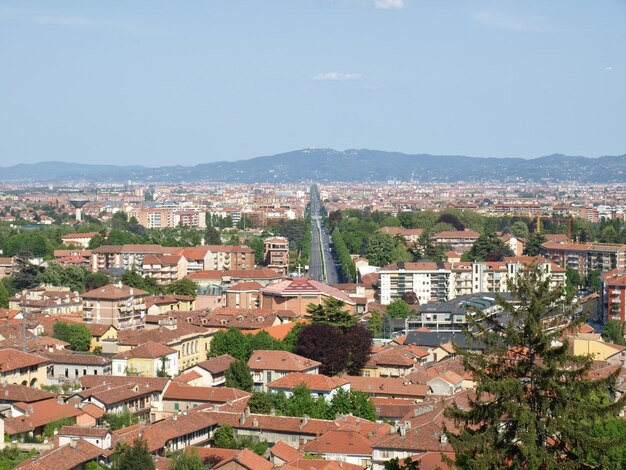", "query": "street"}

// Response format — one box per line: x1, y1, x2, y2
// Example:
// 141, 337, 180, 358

308, 185, 341, 284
